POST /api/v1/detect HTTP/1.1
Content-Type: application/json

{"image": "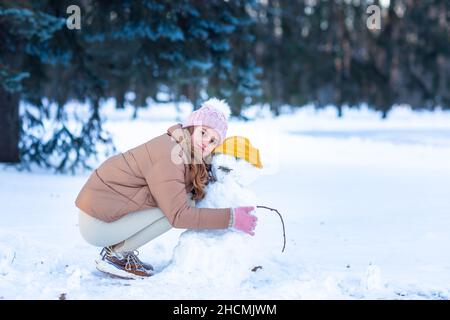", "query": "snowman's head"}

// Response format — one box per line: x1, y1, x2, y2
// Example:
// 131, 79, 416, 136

210, 136, 263, 187
210, 153, 262, 187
